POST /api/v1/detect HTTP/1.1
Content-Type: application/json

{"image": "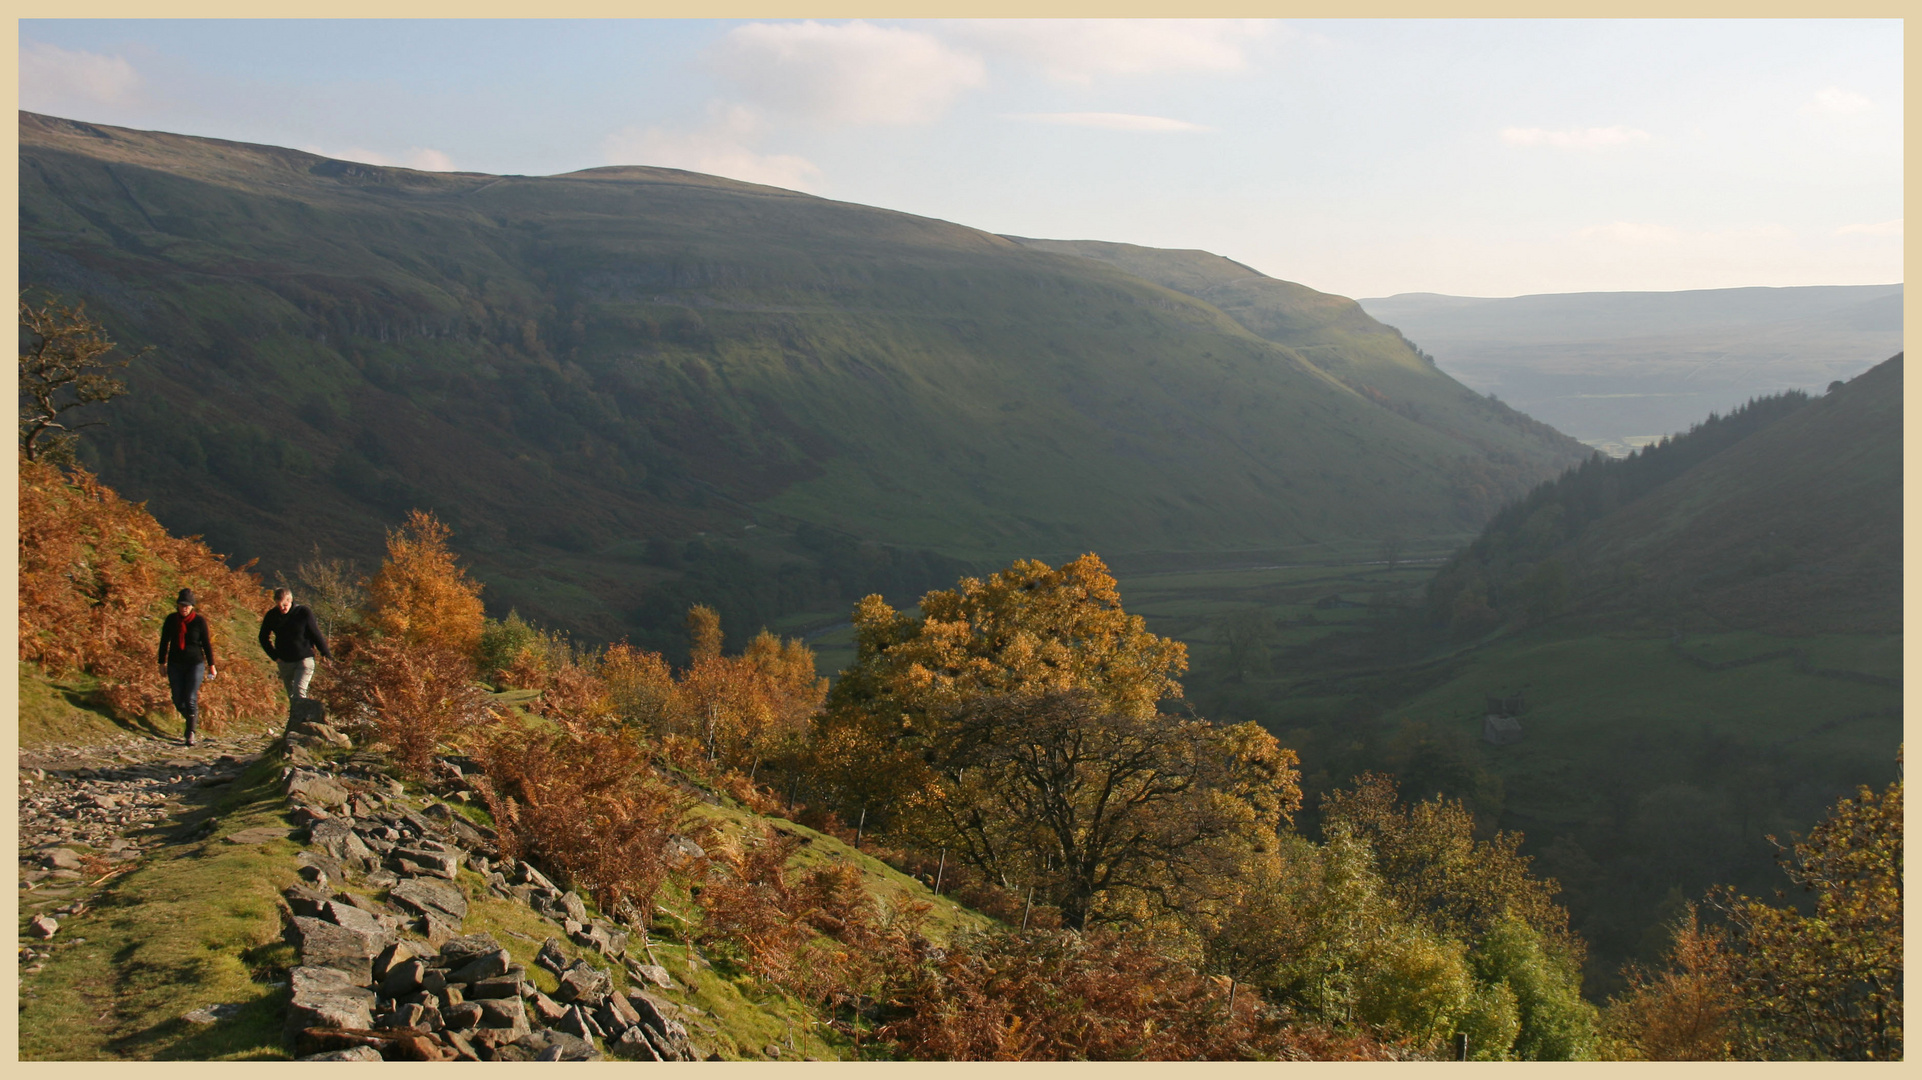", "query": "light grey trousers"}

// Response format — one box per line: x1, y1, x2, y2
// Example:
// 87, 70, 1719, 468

278, 657, 316, 718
